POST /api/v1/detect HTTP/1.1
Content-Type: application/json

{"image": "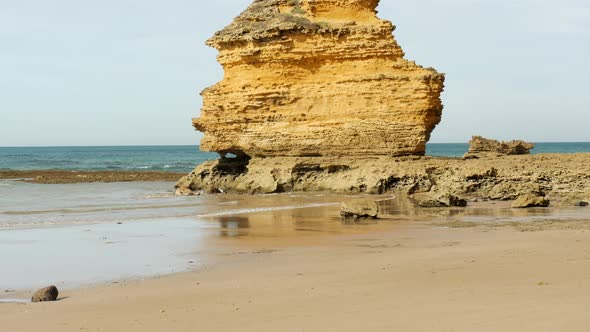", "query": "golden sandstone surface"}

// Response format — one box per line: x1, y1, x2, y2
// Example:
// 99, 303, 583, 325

194, 0, 445, 158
